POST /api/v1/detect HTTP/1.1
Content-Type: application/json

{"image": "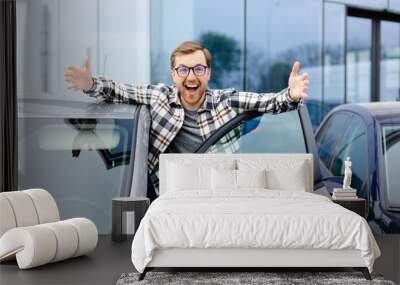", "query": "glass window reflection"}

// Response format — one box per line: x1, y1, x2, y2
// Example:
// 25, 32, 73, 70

323, 3, 346, 116
316, 112, 349, 168
380, 21, 400, 102
330, 115, 368, 195
150, 0, 244, 90
206, 111, 306, 154
346, 16, 372, 103
247, 0, 322, 128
